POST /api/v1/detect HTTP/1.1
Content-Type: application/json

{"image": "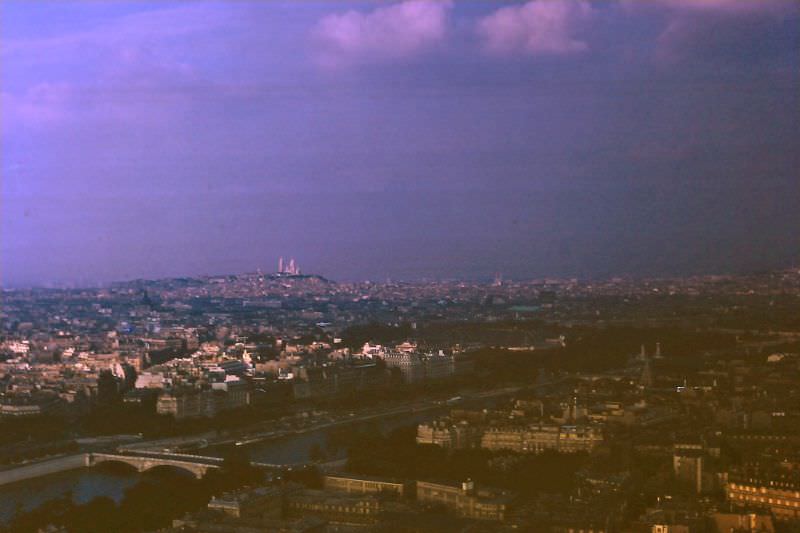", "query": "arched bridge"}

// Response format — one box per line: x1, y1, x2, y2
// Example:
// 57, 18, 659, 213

89, 452, 223, 479
0, 451, 318, 487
